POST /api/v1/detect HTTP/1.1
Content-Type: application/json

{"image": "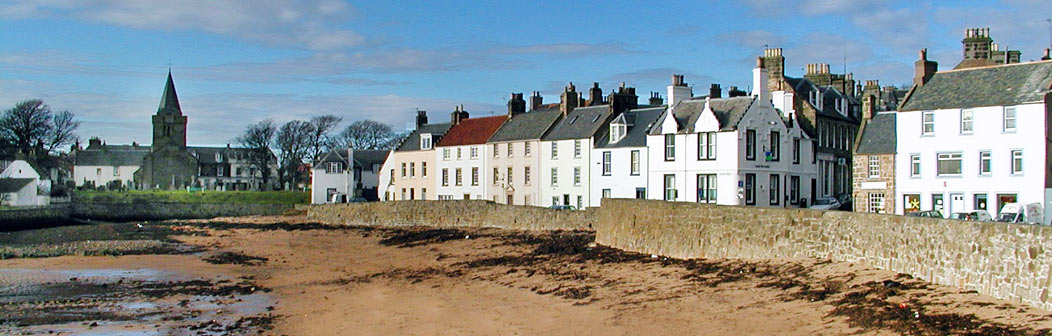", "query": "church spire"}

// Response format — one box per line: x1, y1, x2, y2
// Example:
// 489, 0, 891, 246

157, 71, 182, 115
